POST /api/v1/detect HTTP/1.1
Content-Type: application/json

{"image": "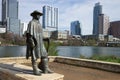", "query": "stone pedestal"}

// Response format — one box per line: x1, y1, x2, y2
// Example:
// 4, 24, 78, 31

0, 63, 64, 80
